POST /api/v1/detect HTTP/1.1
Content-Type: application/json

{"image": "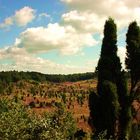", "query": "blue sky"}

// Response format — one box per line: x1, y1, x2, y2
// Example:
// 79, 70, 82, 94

0, 0, 139, 74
